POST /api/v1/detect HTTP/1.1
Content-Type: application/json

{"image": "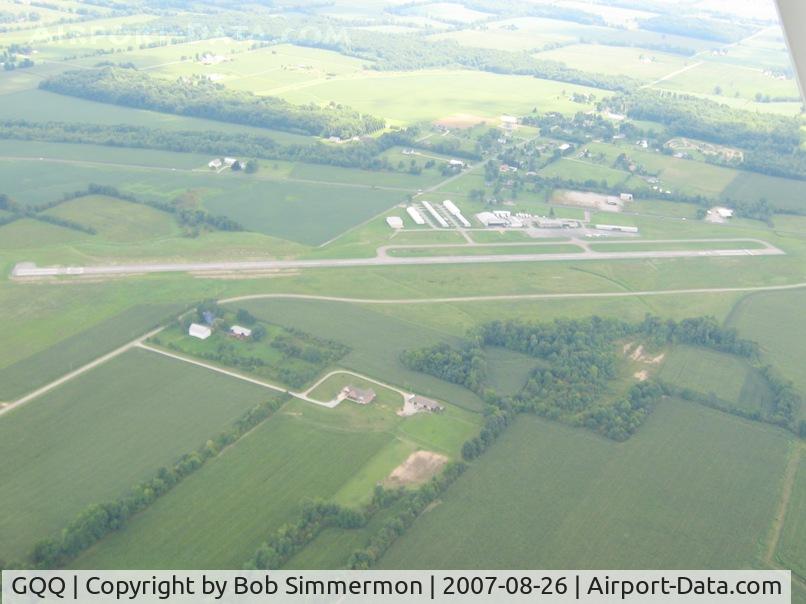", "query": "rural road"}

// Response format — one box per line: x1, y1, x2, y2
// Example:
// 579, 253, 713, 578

11, 242, 785, 278
3, 280, 806, 418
